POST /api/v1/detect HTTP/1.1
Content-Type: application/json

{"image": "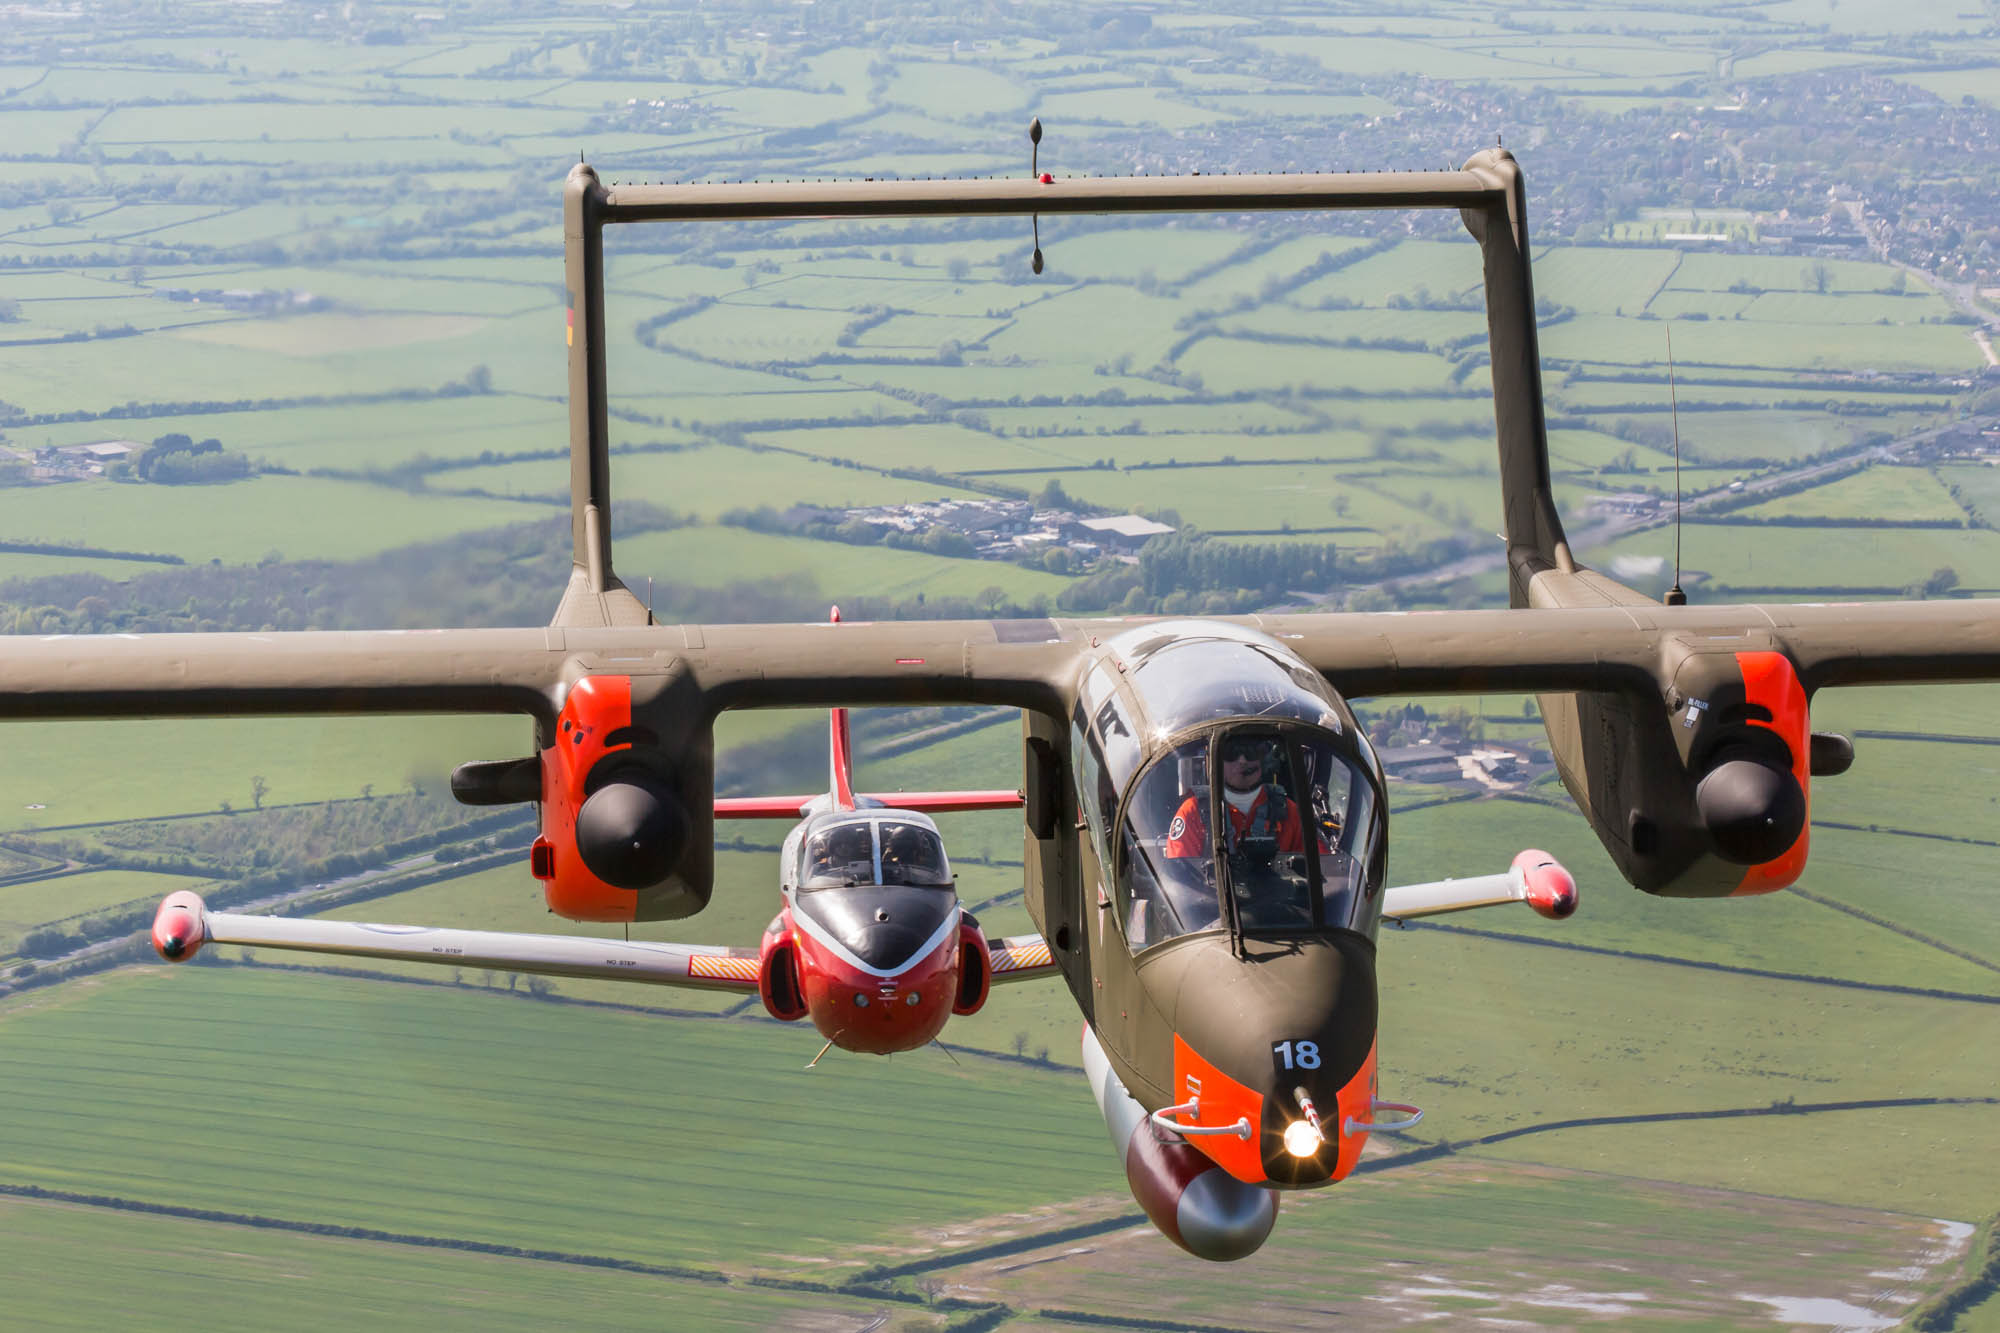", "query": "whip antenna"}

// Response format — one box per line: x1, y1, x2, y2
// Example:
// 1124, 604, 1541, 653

1028, 118, 1047, 274
1664, 324, 1686, 606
